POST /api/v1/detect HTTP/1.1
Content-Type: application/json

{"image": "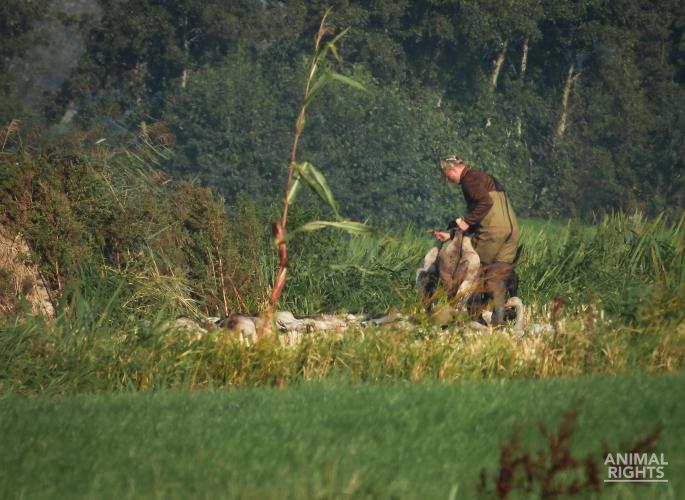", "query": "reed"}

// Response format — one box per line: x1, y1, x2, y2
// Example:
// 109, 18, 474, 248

269, 8, 369, 307
2, 296, 683, 395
